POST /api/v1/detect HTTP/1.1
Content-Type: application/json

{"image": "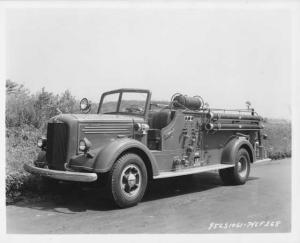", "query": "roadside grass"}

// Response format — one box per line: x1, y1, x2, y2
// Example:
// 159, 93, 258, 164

6, 125, 44, 203
263, 119, 291, 160
6, 125, 42, 173
6, 119, 291, 204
